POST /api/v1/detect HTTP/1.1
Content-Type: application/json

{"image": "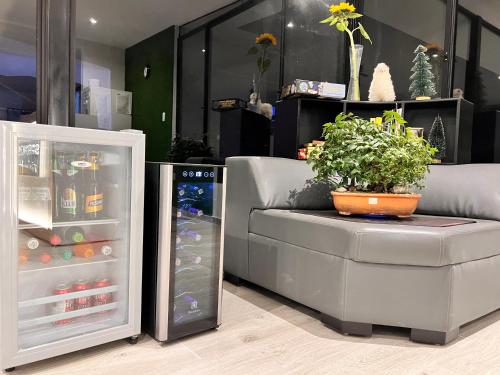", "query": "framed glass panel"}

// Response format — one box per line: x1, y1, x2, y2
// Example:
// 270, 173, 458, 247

362, 0, 448, 100
0, 1, 37, 122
